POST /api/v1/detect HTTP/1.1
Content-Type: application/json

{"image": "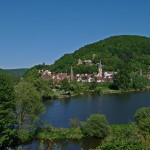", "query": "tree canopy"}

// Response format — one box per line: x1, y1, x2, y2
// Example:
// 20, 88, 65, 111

15, 81, 45, 142
0, 73, 16, 148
